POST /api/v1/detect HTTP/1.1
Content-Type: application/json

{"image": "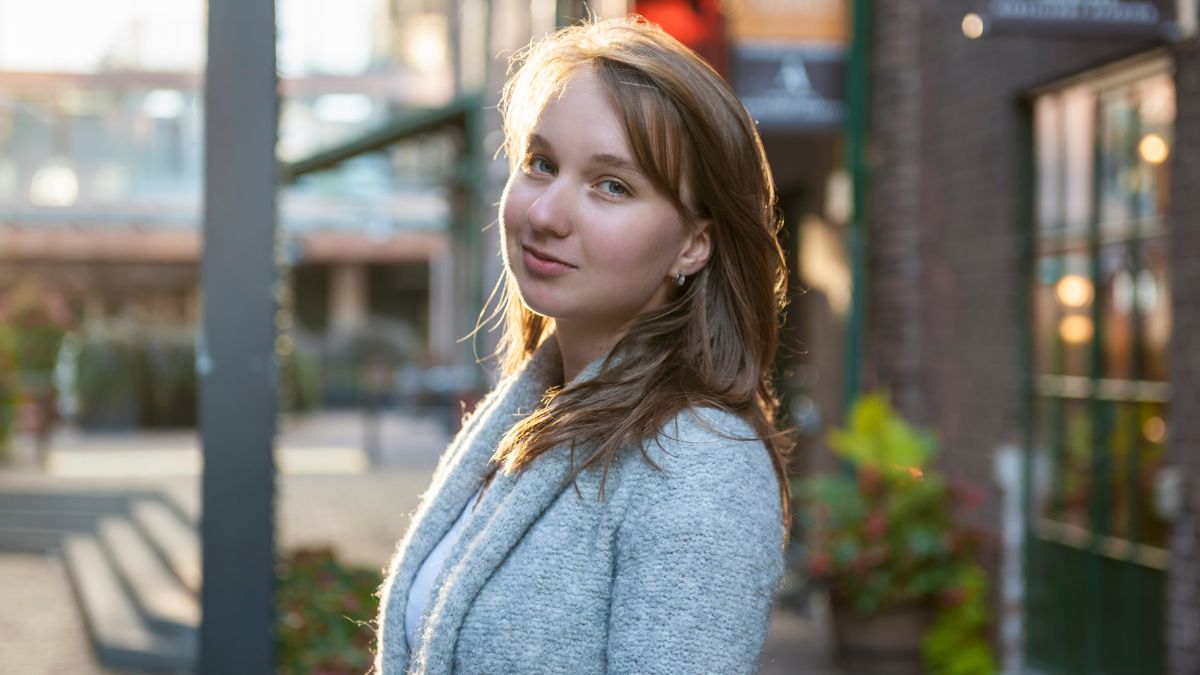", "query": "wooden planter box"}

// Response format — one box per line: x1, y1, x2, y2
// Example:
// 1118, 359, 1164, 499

831, 599, 934, 675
